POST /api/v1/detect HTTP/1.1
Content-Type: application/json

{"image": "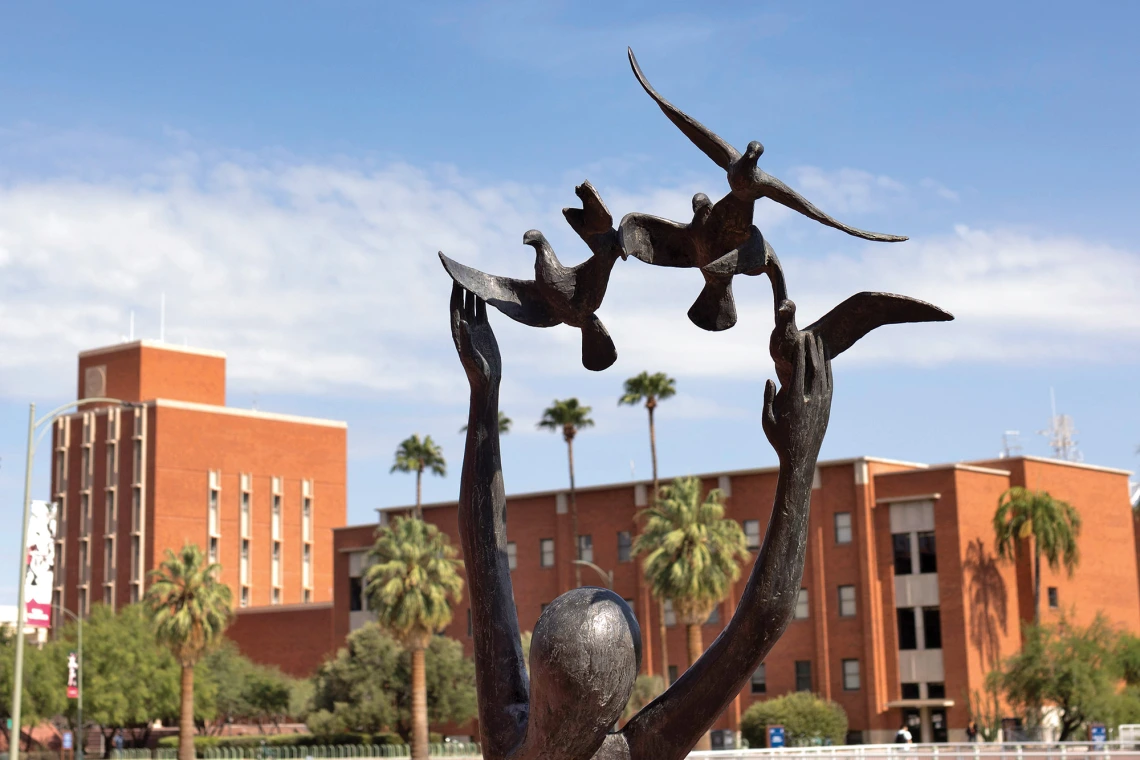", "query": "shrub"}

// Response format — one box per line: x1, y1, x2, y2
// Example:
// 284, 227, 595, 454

741, 692, 848, 747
